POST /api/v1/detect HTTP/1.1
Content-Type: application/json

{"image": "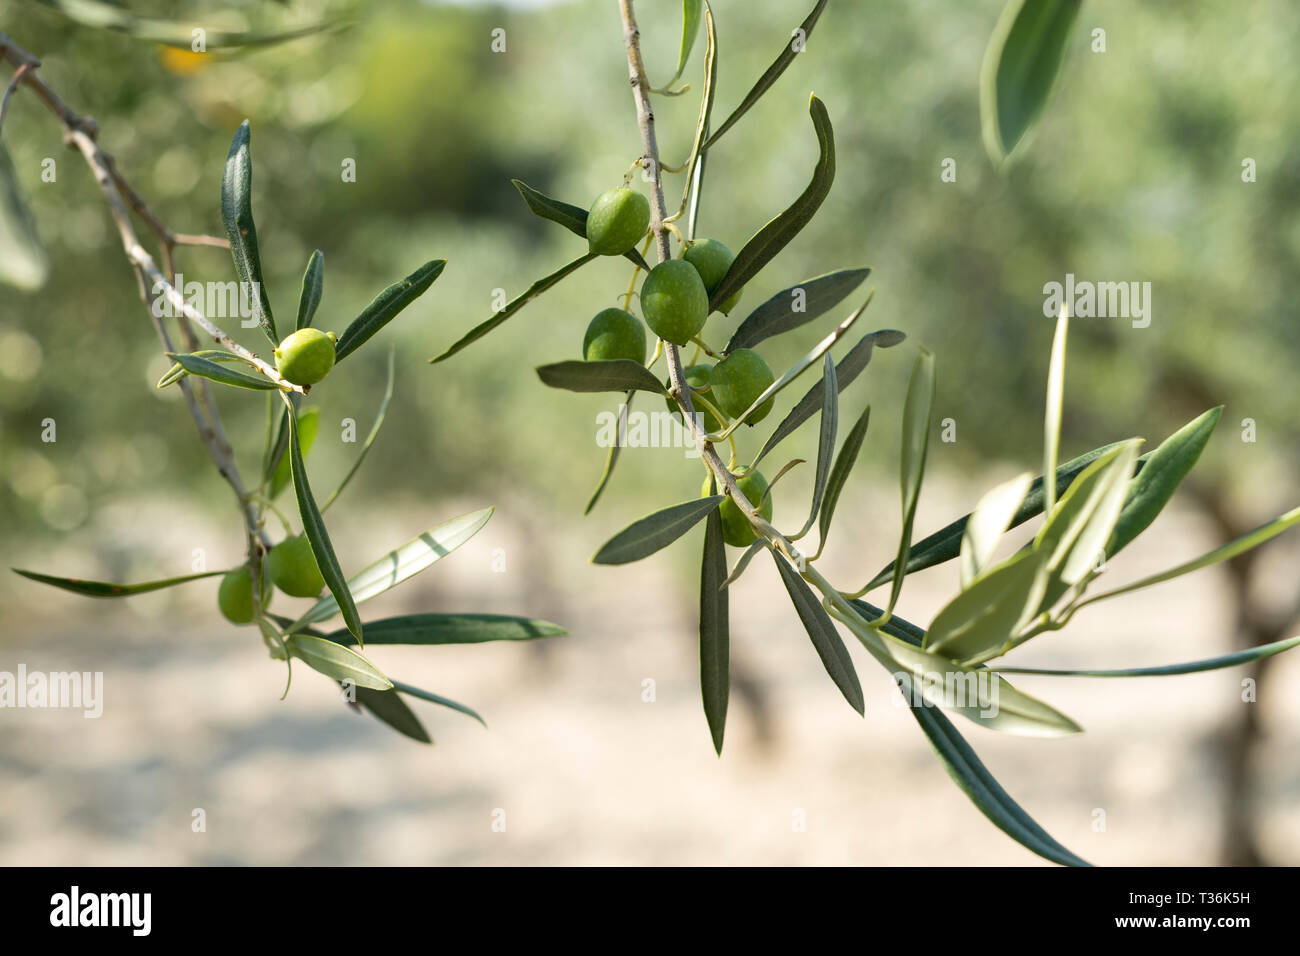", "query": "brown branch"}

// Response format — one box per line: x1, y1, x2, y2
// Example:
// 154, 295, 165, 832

617, 1, 799, 563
